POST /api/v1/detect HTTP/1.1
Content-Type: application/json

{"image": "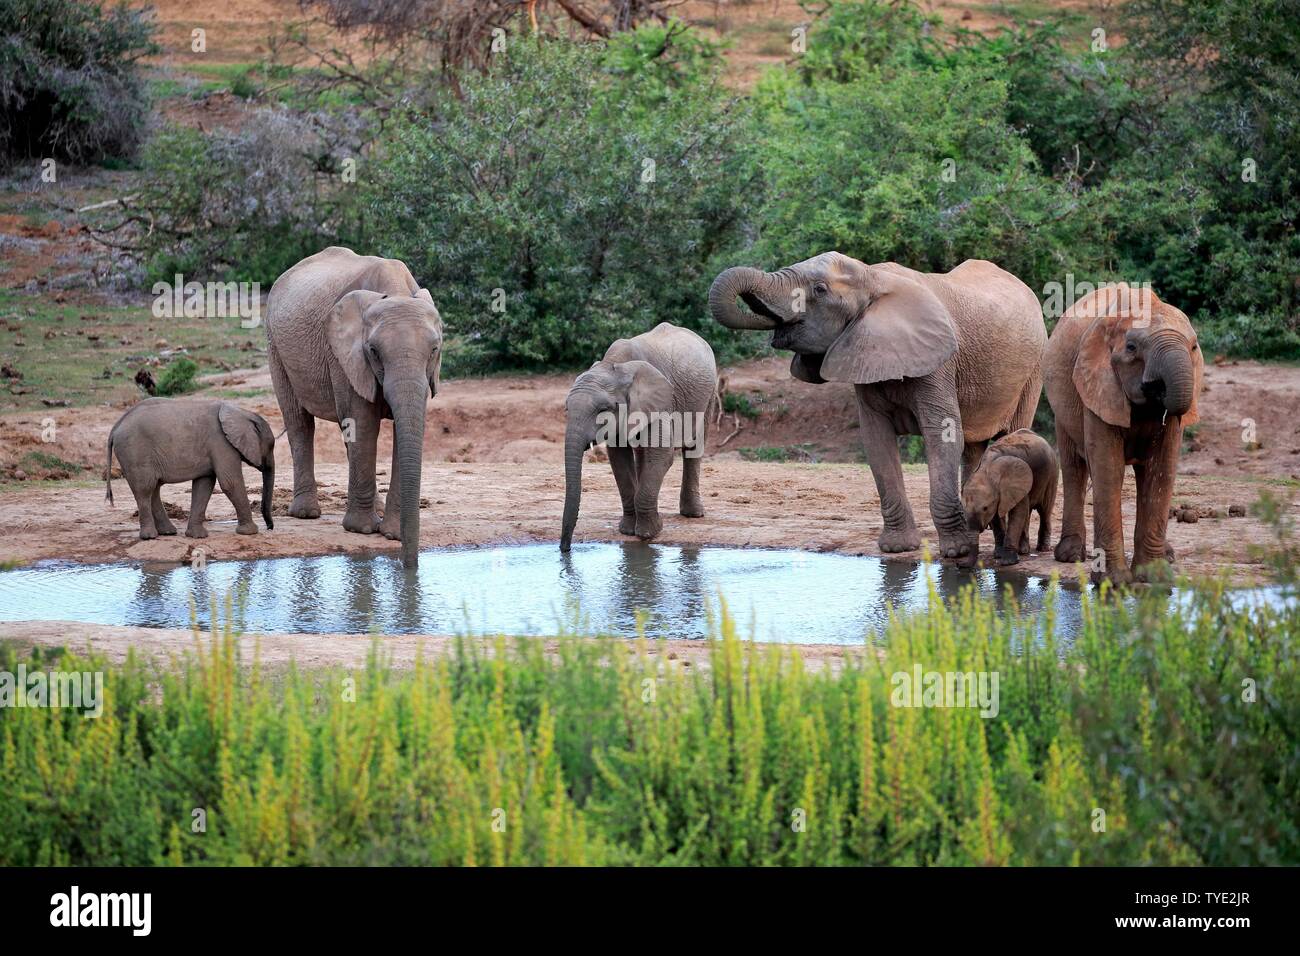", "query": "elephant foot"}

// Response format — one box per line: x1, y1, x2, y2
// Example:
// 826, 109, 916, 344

156, 520, 178, 536
236, 521, 259, 536
379, 515, 401, 540
289, 494, 321, 519
994, 546, 1020, 567
618, 513, 636, 536
679, 499, 705, 519
1018, 537, 1031, 556
1090, 564, 1132, 587
634, 512, 663, 541
138, 527, 158, 541
1054, 534, 1086, 563
937, 531, 975, 562
878, 527, 921, 554
342, 509, 382, 534
185, 525, 208, 539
